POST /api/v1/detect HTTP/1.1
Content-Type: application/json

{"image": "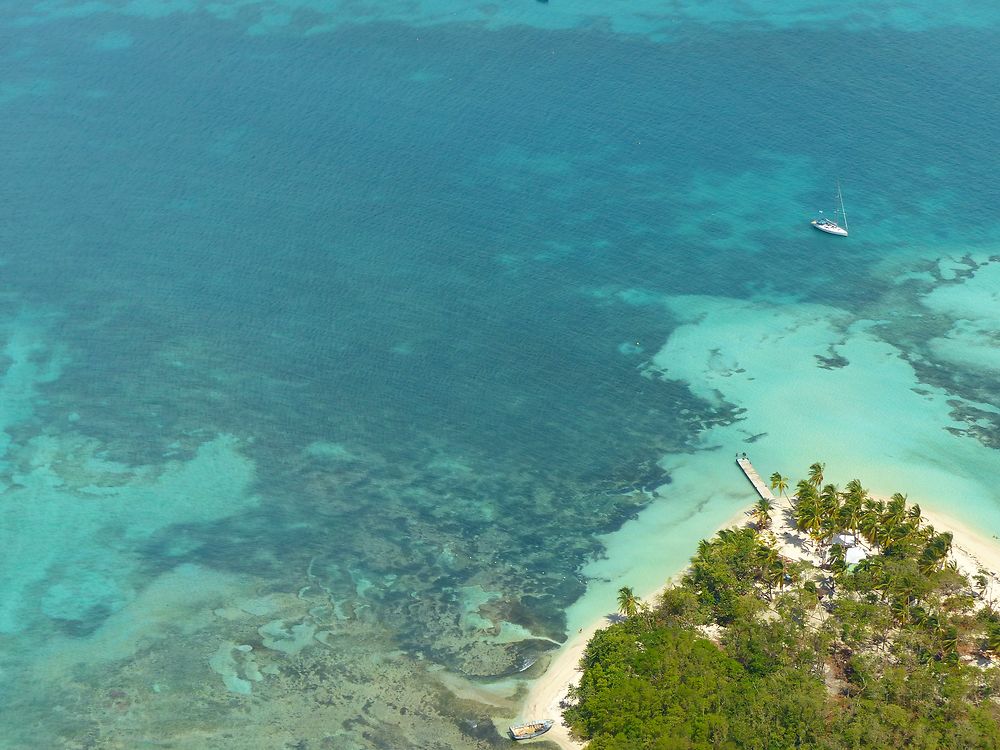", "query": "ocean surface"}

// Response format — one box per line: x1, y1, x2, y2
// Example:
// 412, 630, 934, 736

2, 1, 1000, 747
